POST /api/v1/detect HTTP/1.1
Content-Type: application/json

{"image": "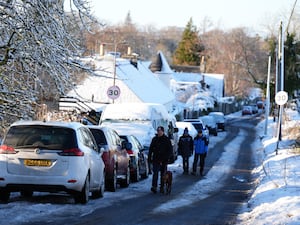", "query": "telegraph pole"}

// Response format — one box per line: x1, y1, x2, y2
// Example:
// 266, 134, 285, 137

264, 56, 271, 135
